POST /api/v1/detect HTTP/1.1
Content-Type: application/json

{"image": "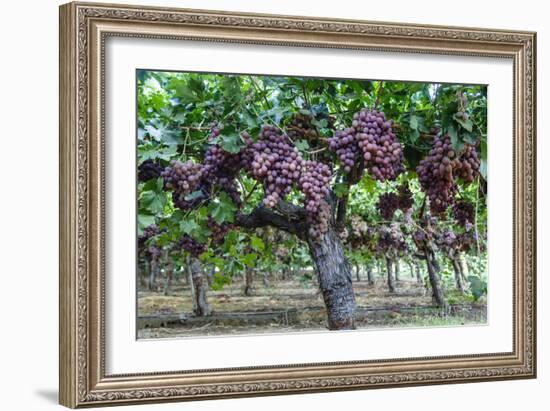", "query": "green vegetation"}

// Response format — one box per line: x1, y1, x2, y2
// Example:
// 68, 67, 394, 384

136, 70, 487, 334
